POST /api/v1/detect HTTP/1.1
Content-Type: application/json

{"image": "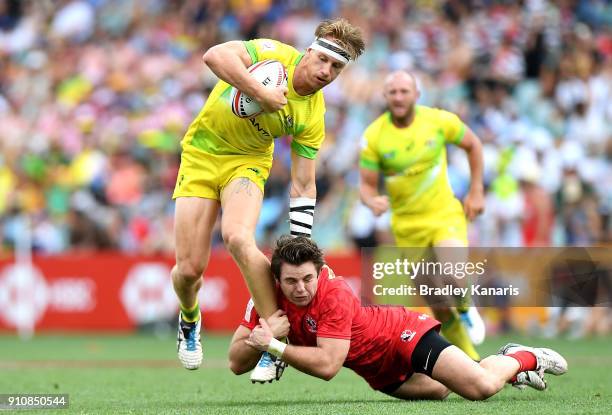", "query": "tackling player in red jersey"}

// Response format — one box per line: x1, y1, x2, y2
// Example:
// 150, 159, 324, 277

229, 236, 568, 400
